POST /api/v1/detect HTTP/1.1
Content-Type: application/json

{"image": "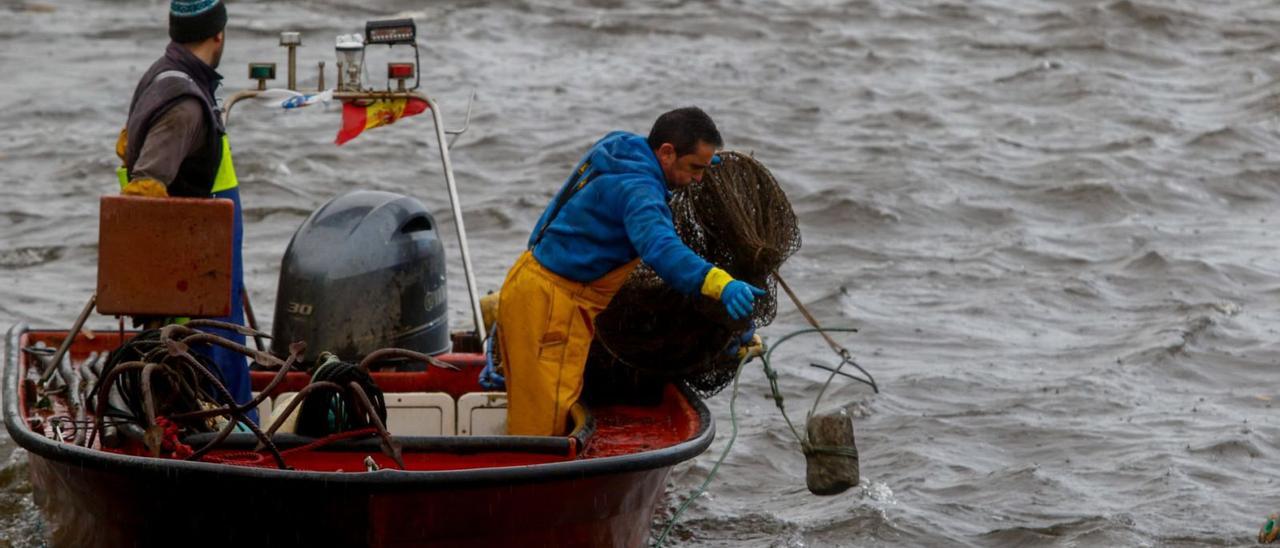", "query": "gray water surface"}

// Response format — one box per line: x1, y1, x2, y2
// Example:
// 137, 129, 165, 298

4, 0, 1280, 546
